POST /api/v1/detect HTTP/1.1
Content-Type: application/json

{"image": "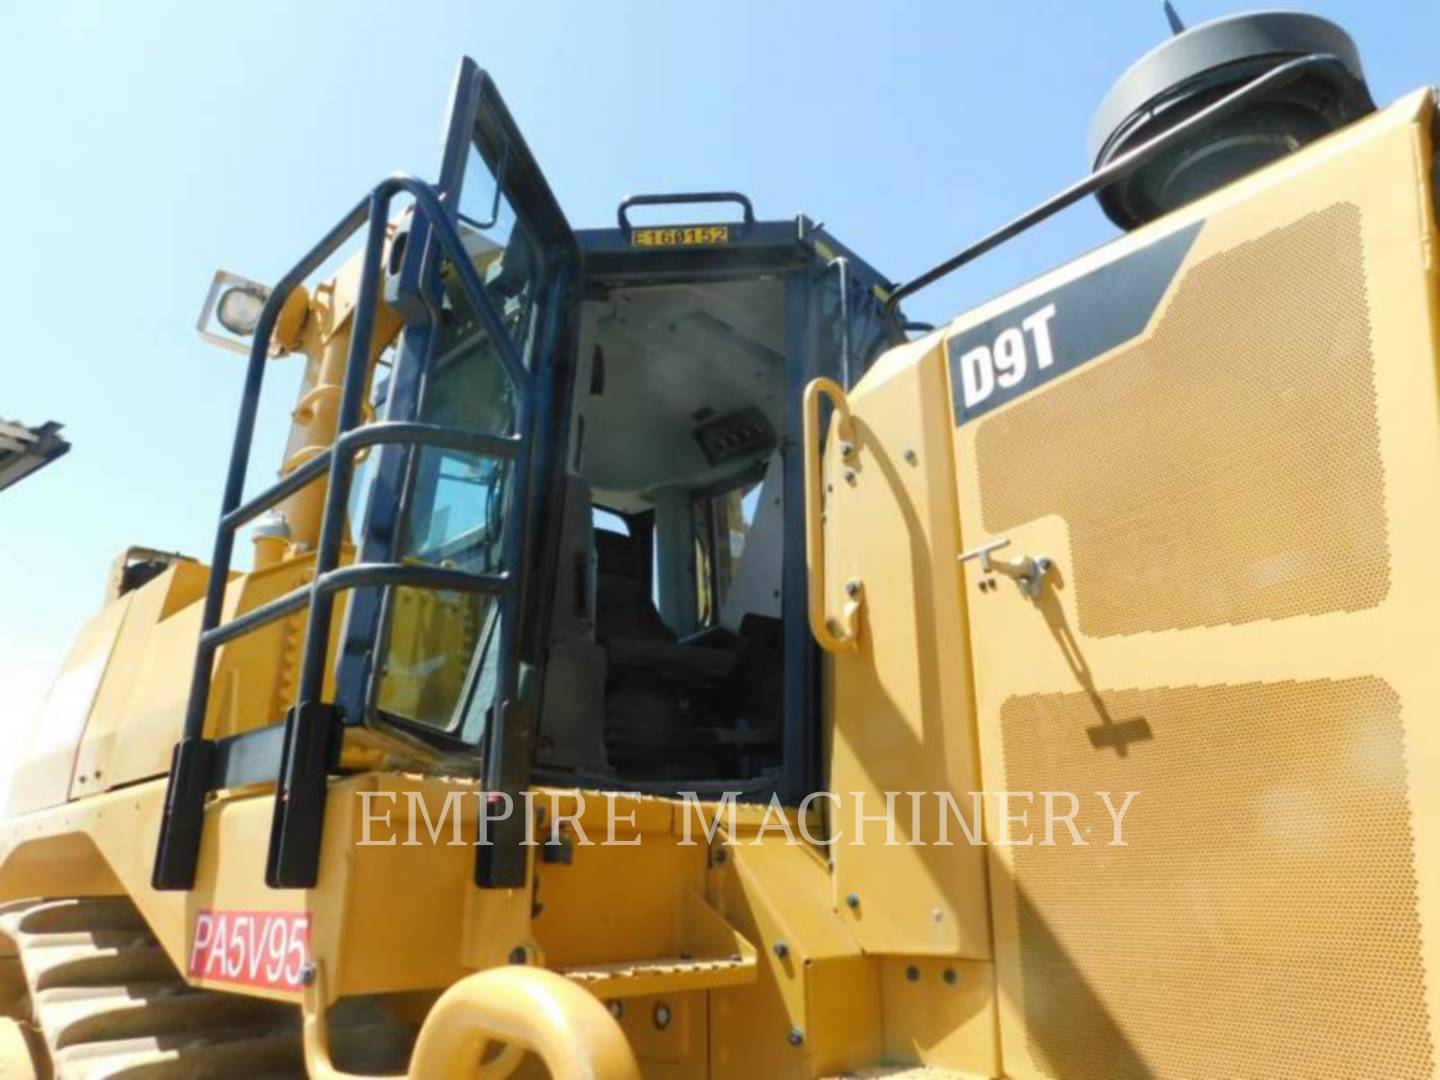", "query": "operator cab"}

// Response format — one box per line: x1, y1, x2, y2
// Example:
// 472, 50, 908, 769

159, 61, 908, 893
541, 252, 787, 784
531, 190, 903, 793
333, 65, 904, 817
